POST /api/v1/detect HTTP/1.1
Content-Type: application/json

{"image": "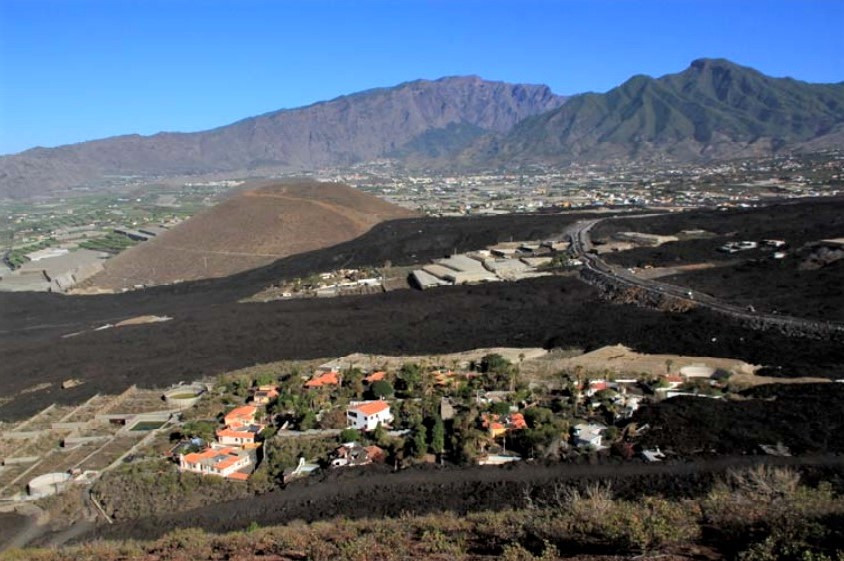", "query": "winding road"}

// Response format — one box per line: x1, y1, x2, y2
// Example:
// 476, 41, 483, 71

567, 217, 844, 336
